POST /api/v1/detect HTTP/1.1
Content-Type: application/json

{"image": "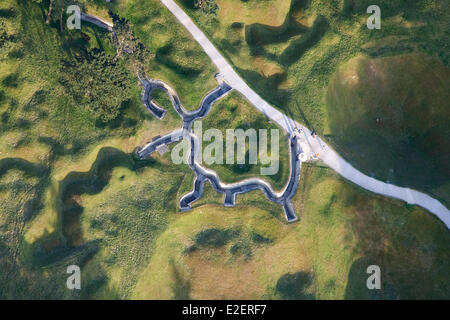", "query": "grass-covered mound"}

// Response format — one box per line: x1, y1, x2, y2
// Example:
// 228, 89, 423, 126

326, 53, 450, 205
